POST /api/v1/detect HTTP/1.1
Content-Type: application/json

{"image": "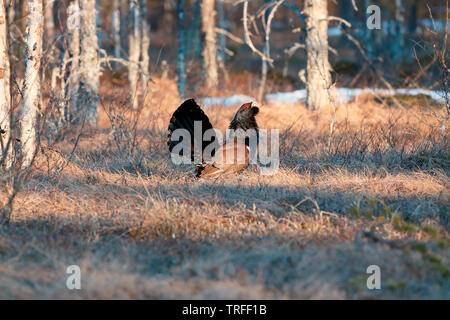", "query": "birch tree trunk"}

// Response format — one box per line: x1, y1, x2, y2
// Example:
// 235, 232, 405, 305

79, 0, 100, 126
44, 0, 54, 41
21, 0, 44, 168
68, 0, 80, 121
216, 0, 225, 63
128, 0, 140, 108
258, 0, 271, 103
139, 0, 150, 97
112, 0, 121, 59
177, 0, 185, 97
201, 0, 218, 90
305, 0, 331, 110
6, 0, 13, 28
216, 0, 228, 85
0, 0, 12, 167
